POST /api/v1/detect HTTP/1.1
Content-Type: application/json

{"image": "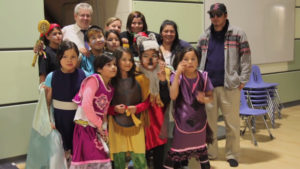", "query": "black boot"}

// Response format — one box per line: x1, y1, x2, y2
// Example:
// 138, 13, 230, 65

200, 162, 211, 169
